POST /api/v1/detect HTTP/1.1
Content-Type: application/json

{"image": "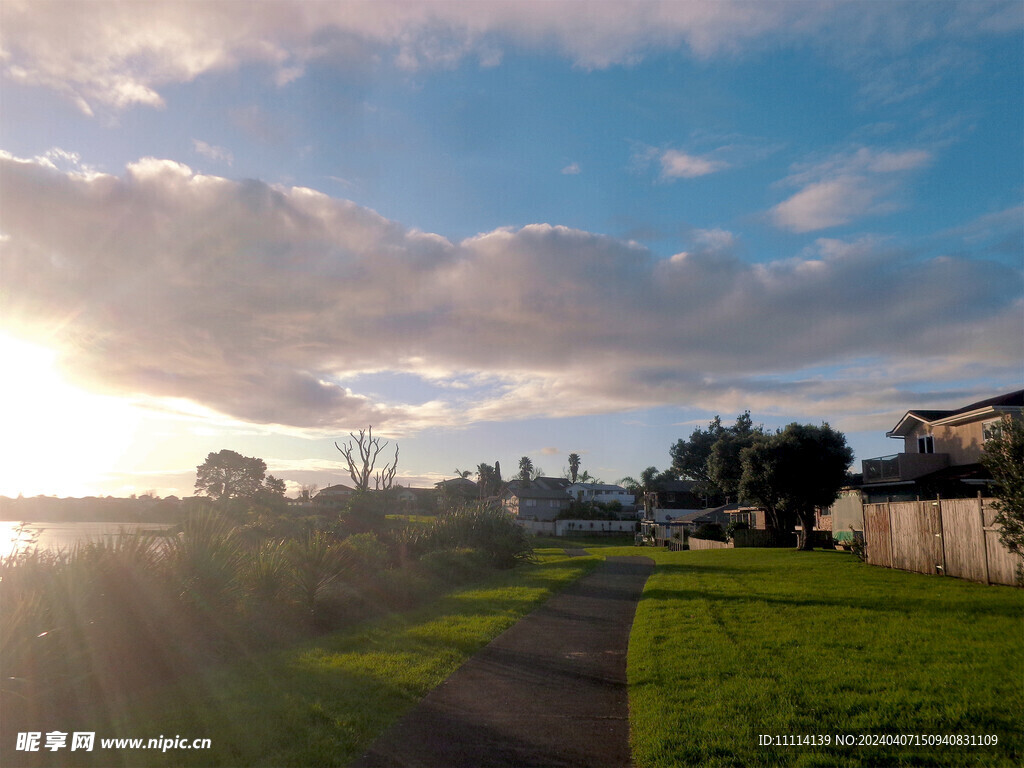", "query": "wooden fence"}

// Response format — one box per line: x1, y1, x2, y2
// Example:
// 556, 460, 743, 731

687, 536, 731, 550
863, 497, 1021, 586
